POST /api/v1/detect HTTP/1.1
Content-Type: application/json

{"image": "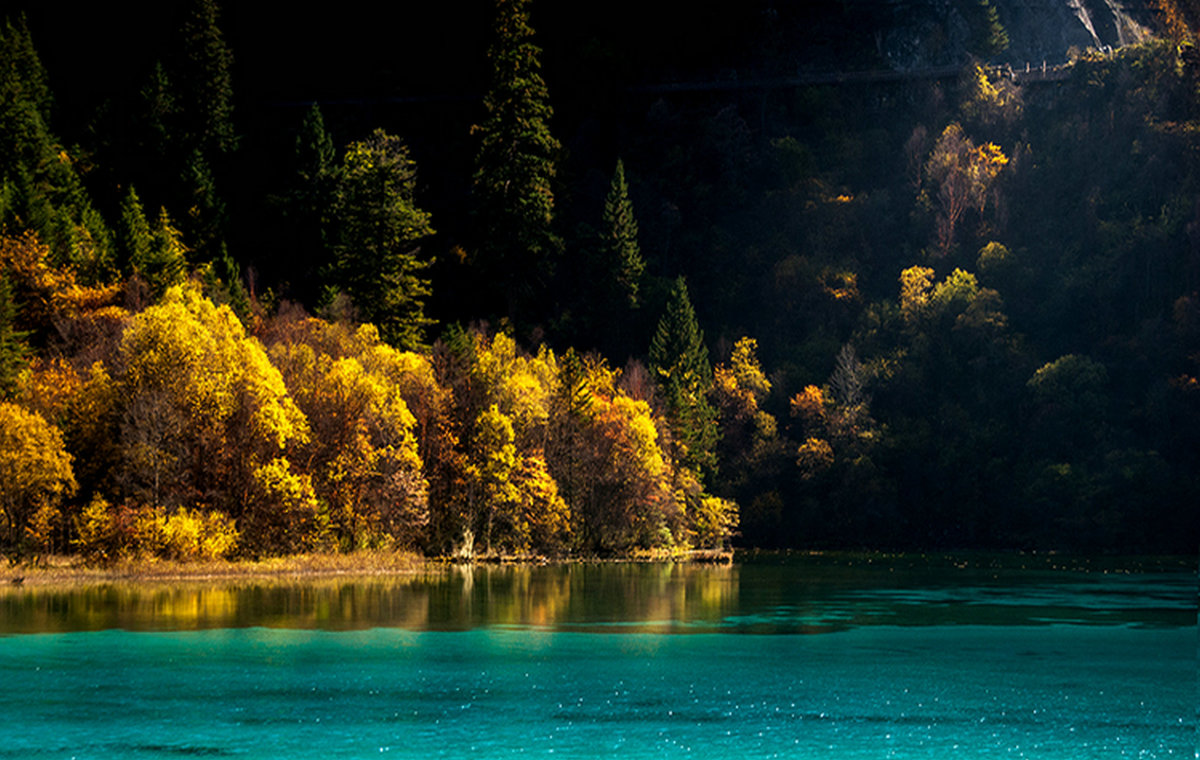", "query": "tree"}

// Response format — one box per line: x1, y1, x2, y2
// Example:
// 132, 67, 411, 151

649, 277, 718, 479
138, 206, 189, 299
601, 159, 645, 309
0, 19, 116, 283
179, 0, 236, 157
471, 0, 561, 319
0, 402, 76, 553
113, 285, 309, 544
328, 129, 436, 349
0, 273, 28, 399
283, 103, 337, 303
923, 123, 1008, 257
118, 186, 153, 277
268, 323, 430, 551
